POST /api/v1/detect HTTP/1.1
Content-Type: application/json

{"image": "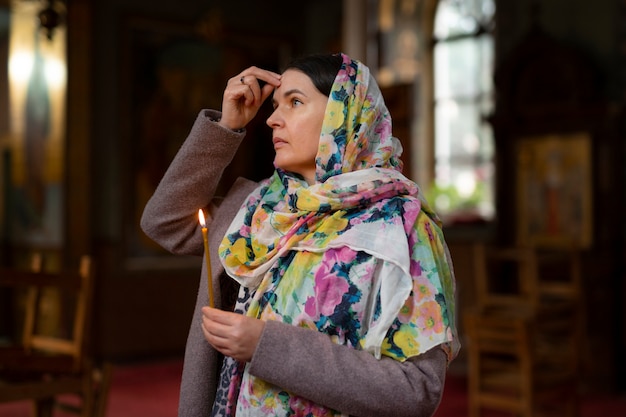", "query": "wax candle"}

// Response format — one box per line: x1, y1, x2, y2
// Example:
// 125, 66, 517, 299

198, 209, 215, 308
